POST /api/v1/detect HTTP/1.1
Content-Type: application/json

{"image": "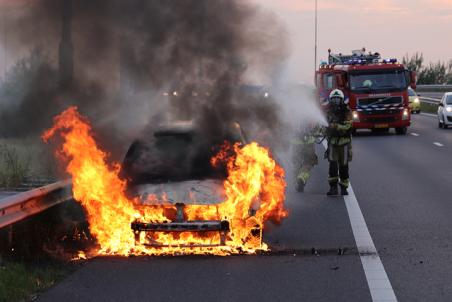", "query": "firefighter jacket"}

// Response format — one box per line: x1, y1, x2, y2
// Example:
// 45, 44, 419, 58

326, 105, 352, 146
292, 125, 323, 146
326, 105, 353, 164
